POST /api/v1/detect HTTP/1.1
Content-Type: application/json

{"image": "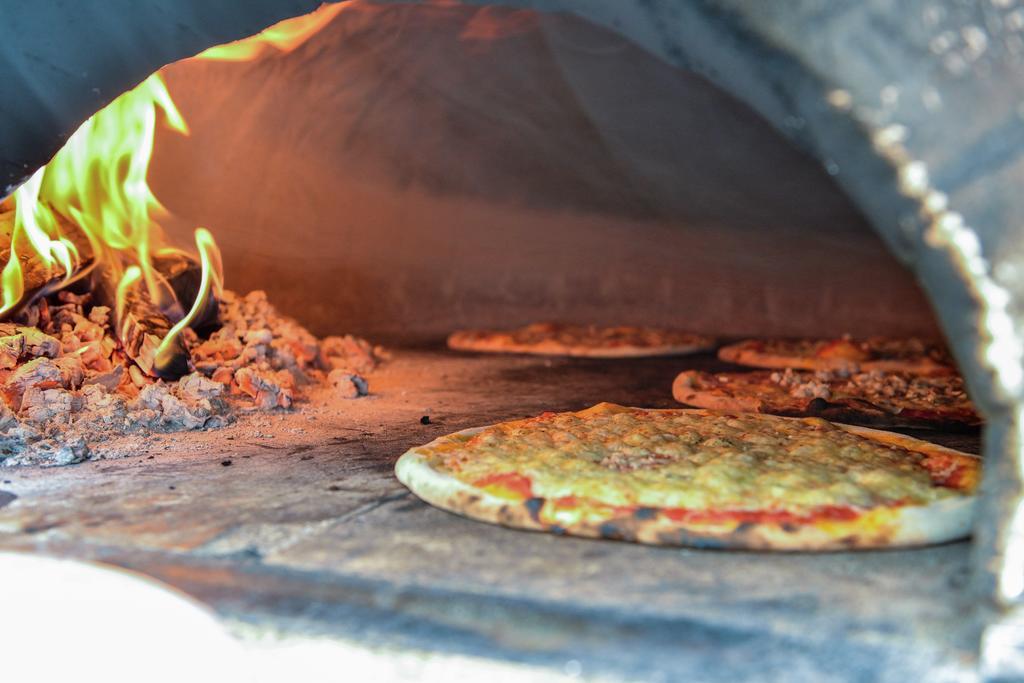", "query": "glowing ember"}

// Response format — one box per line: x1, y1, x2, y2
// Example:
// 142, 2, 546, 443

0, 3, 378, 467
4, 71, 215, 376
1, 3, 344, 378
